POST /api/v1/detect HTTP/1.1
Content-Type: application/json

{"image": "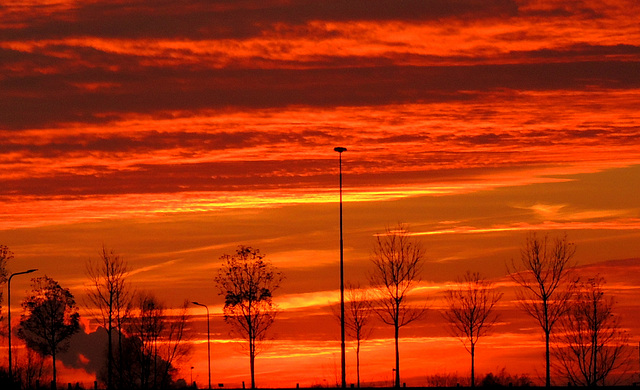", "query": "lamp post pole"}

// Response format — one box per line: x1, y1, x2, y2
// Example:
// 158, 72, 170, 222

7, 268, 38, 382
334, 146, 347, 389
192, 301, 211, 390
